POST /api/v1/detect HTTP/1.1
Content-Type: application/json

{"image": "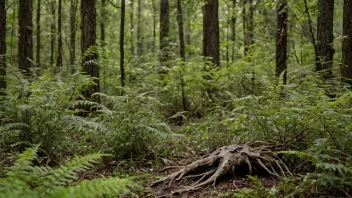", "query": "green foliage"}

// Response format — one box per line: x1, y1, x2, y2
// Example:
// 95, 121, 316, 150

86, 89, 181, 158
0, 146, 135, 198
280, 138, 352, 190
0, 70, 96, 156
